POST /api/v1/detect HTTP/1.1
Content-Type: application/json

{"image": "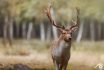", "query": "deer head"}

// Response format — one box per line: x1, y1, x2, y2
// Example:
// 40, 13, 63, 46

45, 4, 80, 42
